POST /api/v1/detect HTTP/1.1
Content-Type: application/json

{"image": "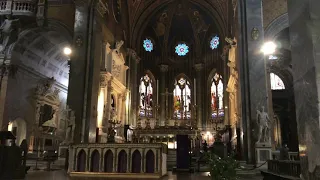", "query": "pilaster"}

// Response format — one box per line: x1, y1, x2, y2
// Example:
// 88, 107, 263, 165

159, 64, 168, 125
287, 0, 320, 178
194, 63, 204, 129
